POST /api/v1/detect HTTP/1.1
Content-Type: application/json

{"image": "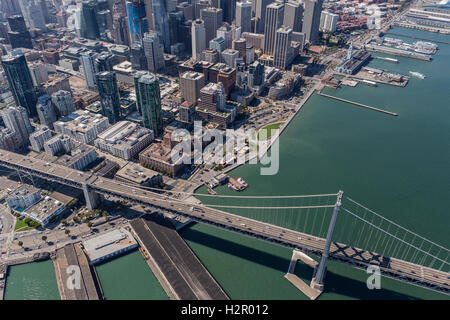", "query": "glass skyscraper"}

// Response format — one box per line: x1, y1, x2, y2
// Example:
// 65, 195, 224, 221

96, 71, 121, 124
134, 71, 163, 136
1, 52, 37, 117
